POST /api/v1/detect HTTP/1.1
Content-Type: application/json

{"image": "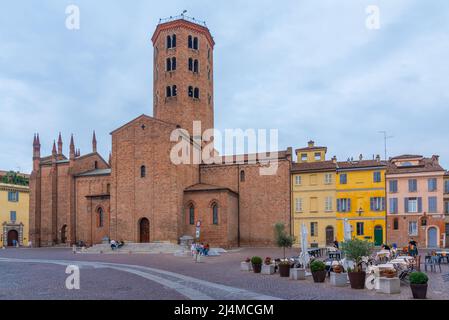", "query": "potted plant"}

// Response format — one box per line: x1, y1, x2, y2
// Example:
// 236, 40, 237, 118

381, 268, 397, 279
330, 264, 348, 287
262, 257, 275, 275
251, 256, 263, 273
409, 272, 429, 299
241, 257, 252, 271
333, 265, 343, 274
278, 260, 291, 277
274, 222, 294, 260
341, 239, 373, 289
310, 260, 327, 283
